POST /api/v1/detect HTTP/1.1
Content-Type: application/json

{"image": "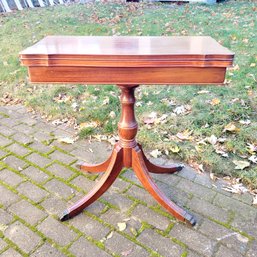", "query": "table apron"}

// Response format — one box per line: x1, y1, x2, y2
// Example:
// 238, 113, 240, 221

27, 66, 226, 84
